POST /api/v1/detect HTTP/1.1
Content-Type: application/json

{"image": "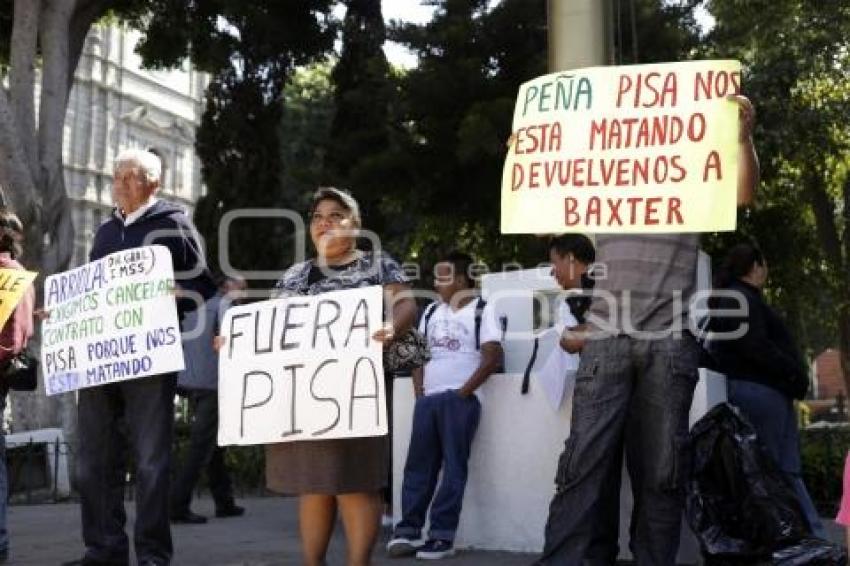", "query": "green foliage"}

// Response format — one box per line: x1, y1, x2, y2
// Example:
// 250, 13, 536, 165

701, 0, 850, 360
380, 0, 548, 270
130, 0, 338, 279
0, 0, 11, 67
325, 0, 396, 241
371, 0, 705, 272
172, 418, 266, 495
279, 61, 336, 208
612, 0, 702, 65
193, 78, 289, 276
133, 1, 337, 81
800, 427, 850, 515
0, 1, 153, 77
